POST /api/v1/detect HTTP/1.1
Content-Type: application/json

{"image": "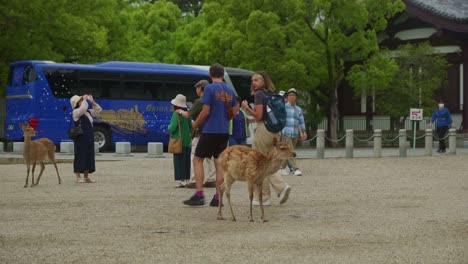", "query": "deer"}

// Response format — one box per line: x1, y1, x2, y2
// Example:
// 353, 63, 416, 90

20, 123, 61, 187
217, 138, 296, 222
